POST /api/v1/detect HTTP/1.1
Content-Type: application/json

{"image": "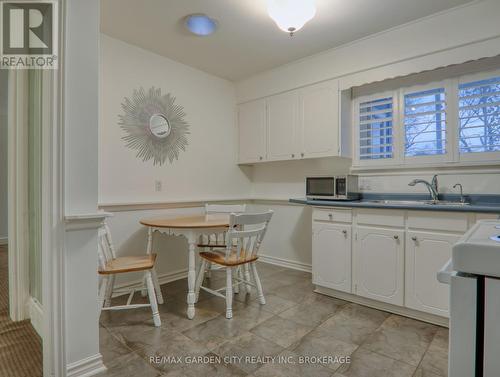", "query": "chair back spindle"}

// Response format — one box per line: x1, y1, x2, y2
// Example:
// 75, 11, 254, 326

200, 204, 246, 246
97, 224, 117, 272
